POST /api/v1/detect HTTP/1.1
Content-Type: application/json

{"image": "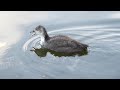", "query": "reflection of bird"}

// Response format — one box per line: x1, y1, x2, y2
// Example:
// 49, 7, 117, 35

30, 25, 88, 53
